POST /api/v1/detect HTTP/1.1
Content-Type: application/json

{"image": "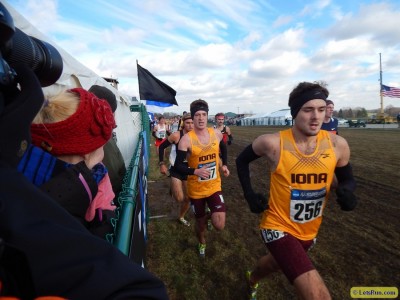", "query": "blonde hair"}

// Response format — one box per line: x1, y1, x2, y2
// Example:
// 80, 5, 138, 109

33, 90, 80, 124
